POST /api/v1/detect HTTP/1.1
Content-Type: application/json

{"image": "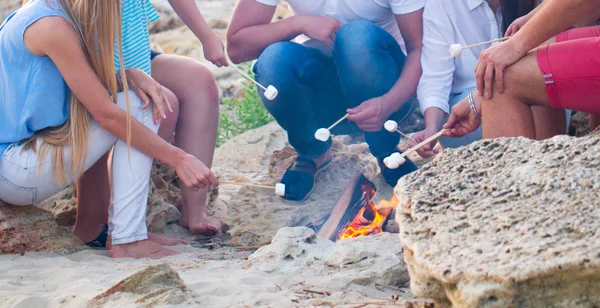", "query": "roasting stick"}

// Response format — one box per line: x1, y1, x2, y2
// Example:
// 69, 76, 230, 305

449, 37, 510, 57
402, 129, 447, 157
315, 114, 351, 141
463, 37, 508, 49
383, 129, 448, 169
225, 54, 278, 100
384, 120, 415, 143
220, 180, 286, 196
